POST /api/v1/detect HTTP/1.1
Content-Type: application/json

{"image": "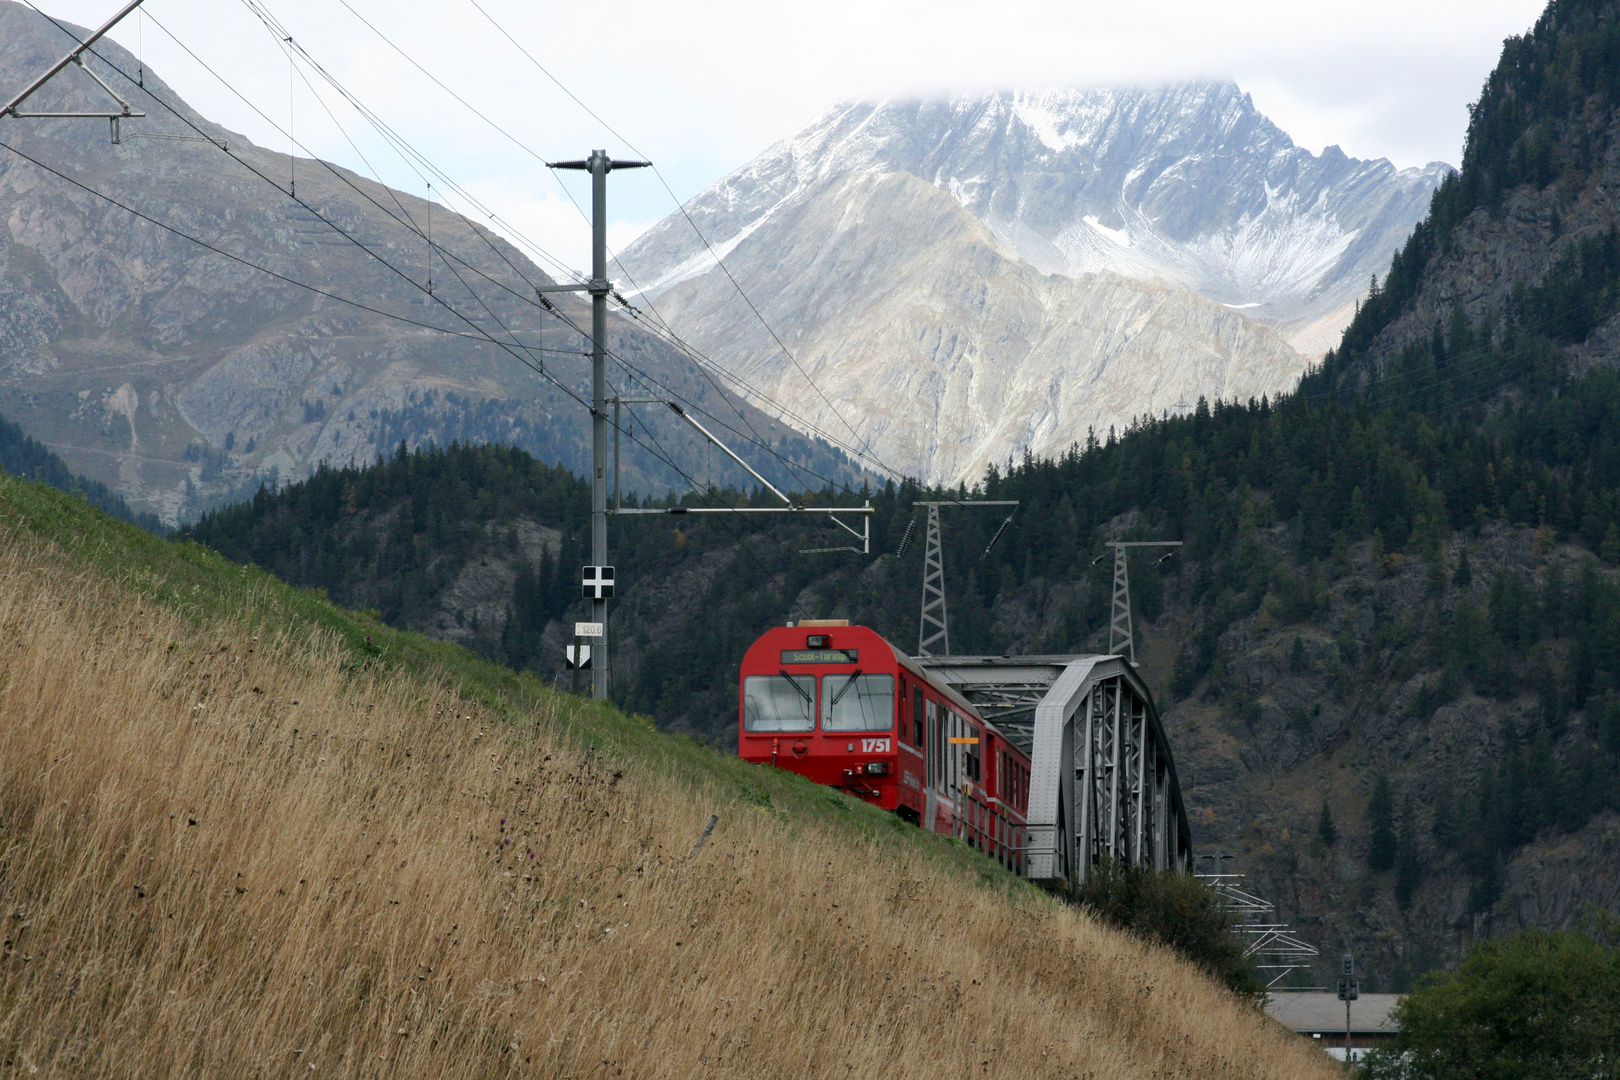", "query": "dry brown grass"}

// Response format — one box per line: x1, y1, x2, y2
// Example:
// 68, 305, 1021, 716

0, 533, 1341, 1079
